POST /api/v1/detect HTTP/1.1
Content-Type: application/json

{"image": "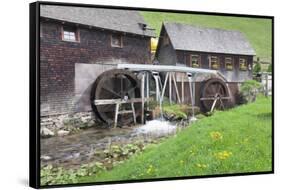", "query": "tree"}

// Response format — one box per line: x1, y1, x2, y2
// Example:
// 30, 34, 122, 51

267, 64, 272, 73
253, 62, 261, 73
